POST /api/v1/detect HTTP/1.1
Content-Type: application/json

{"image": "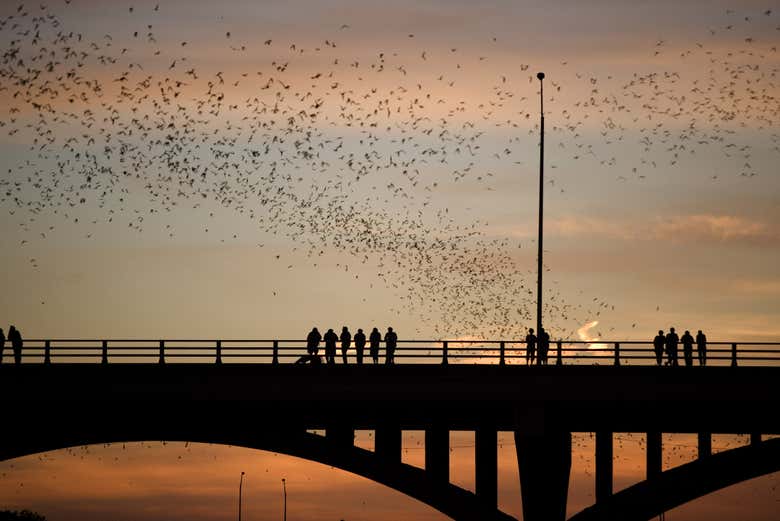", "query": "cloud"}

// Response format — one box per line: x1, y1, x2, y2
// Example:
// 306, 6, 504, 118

575, 320, 608, 352
576, 320, 600, 342
731, 279, 780, 296
541, 214, 778, 246
650, 215, 776, 243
